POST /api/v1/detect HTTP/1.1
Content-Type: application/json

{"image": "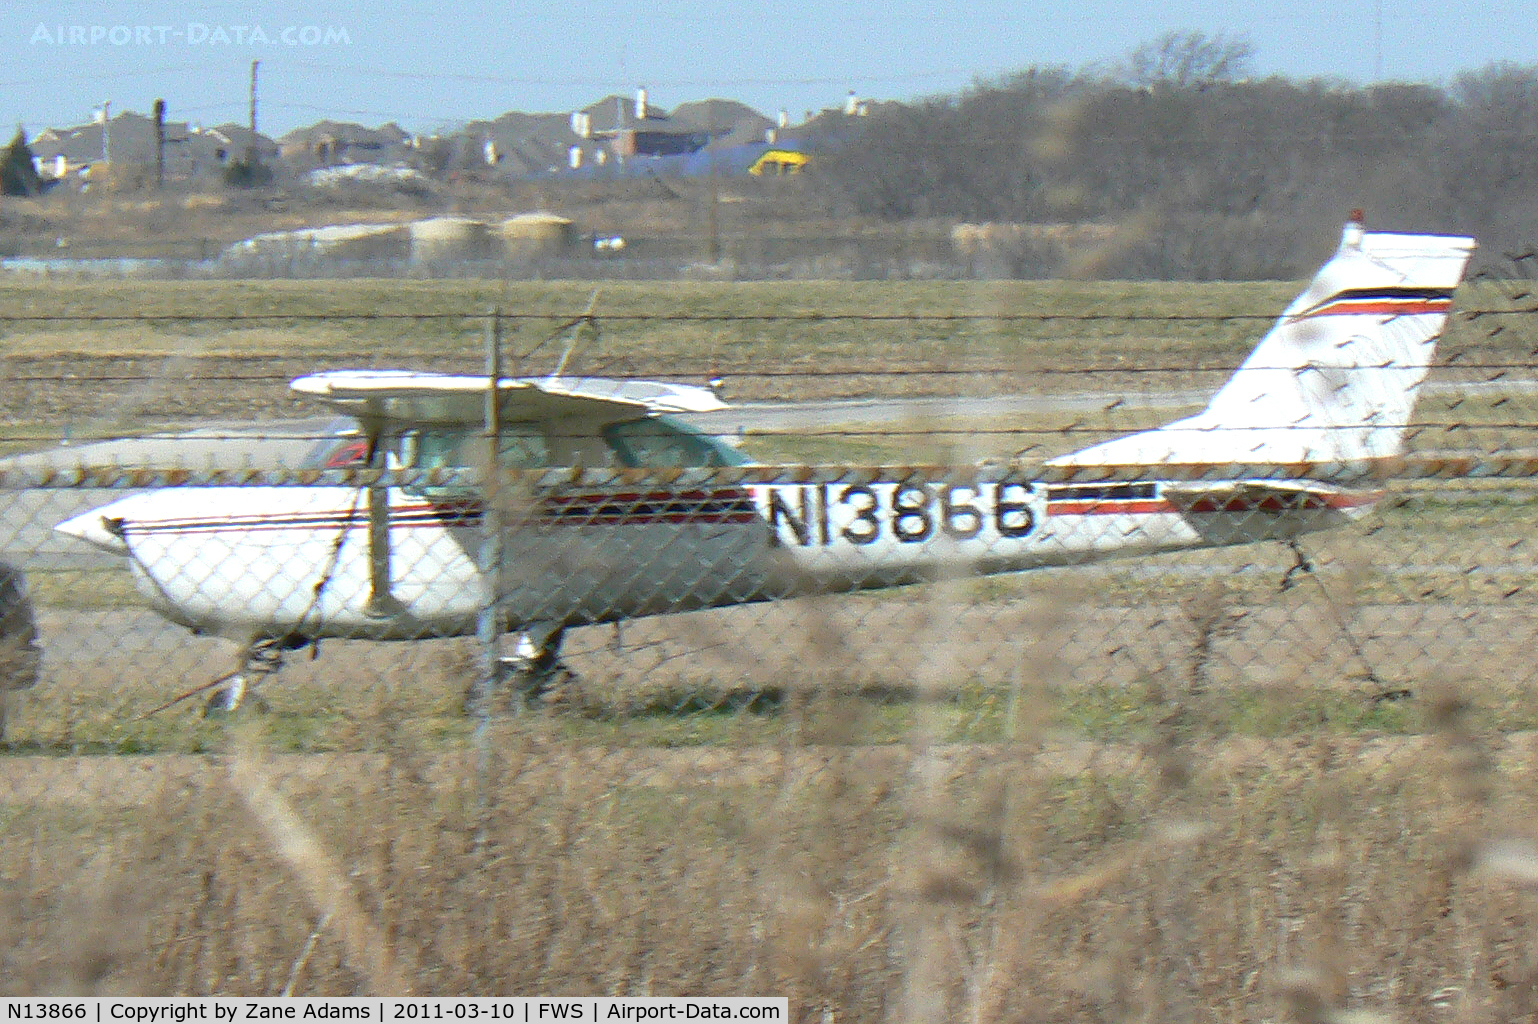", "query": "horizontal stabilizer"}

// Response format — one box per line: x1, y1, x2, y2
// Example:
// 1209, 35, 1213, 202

1160, 480, 1376, 516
